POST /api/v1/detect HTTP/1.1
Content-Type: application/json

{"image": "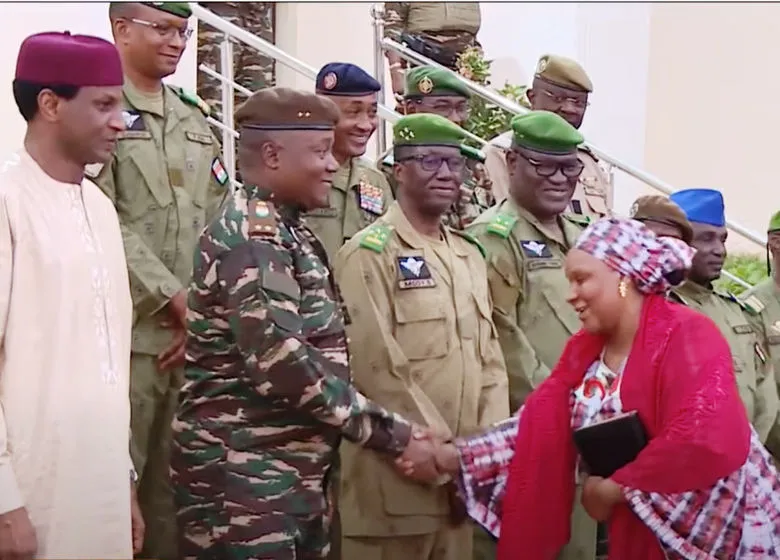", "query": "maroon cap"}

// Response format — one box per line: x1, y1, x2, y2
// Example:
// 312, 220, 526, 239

15, 31, 123, 87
